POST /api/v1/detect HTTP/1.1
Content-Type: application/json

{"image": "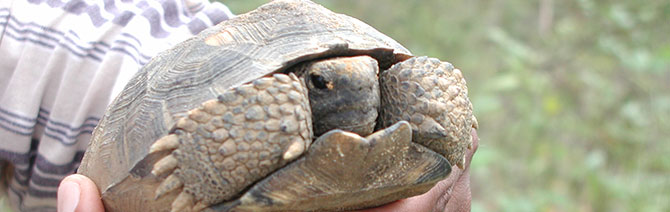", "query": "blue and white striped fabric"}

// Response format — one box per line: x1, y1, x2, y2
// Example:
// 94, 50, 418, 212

0, 0, 233, 211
